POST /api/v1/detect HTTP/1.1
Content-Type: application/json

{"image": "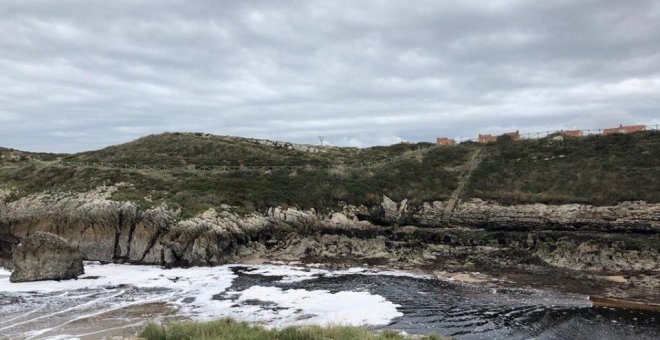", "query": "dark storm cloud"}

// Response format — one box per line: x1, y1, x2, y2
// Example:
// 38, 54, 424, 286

1, 0, 659, 152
